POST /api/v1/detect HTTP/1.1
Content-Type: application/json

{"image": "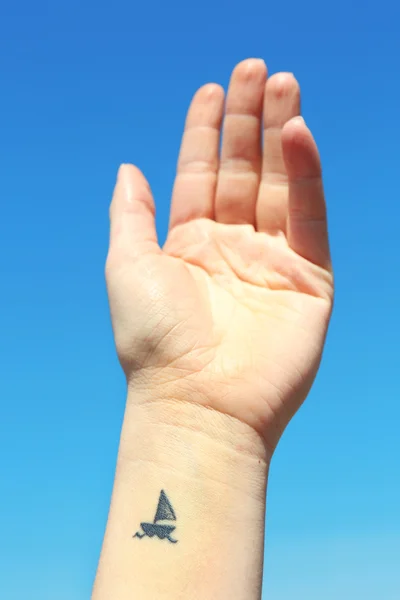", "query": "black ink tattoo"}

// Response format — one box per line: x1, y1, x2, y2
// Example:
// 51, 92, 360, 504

133, 490, 178, 544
